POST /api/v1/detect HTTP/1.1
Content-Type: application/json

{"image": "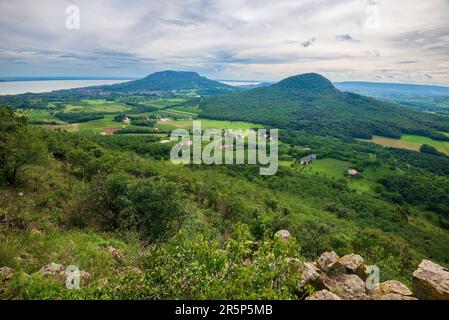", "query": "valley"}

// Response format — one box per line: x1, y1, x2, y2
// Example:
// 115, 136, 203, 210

1, 71, 449, 300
